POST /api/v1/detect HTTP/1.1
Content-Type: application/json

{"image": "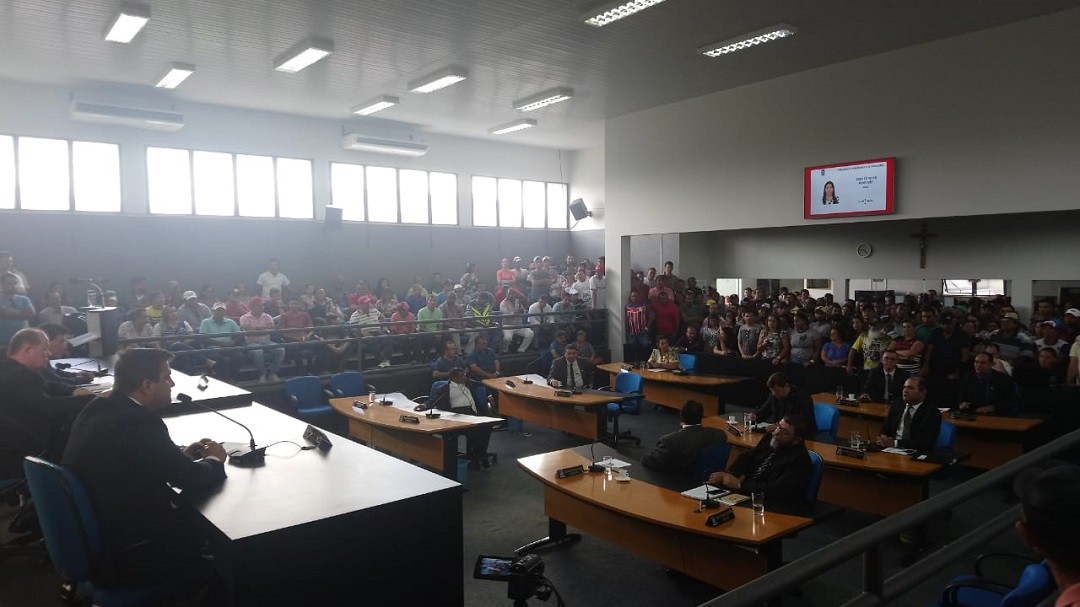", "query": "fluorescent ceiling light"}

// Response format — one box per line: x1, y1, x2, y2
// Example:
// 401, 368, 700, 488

273, 37, 334, 73
154, 63, 195, 89
489, 119, 537, 135
408, 67, 468, 94
351, 95, 400, 116
513, 87, 573, 112
103, 3, 150, 43
699, 23, 798, 57
583, 0, 667, 27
